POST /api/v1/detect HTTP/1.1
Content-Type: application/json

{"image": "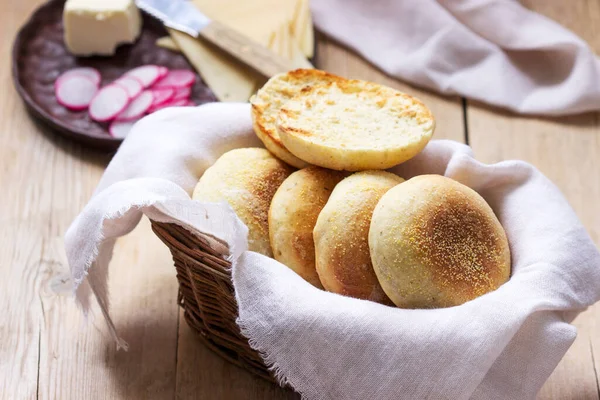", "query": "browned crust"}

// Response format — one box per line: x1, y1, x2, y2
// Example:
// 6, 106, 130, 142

321, 211, 393, 305
195, 148, 294, 256
245, 156, 294, 242
283, 125, 313, 137
314, 172, 402, 305
251, 102, 286, 148
251, 69, 346, 148
269, 166, 347, 287
408, 175, 511, 304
